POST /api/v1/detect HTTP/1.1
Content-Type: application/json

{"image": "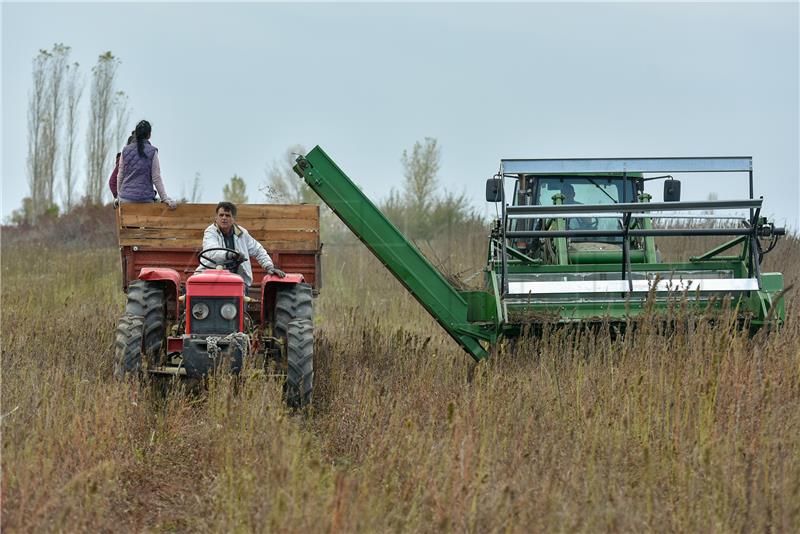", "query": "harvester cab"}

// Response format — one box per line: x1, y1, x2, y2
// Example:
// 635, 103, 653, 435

293, 148, 787, 362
